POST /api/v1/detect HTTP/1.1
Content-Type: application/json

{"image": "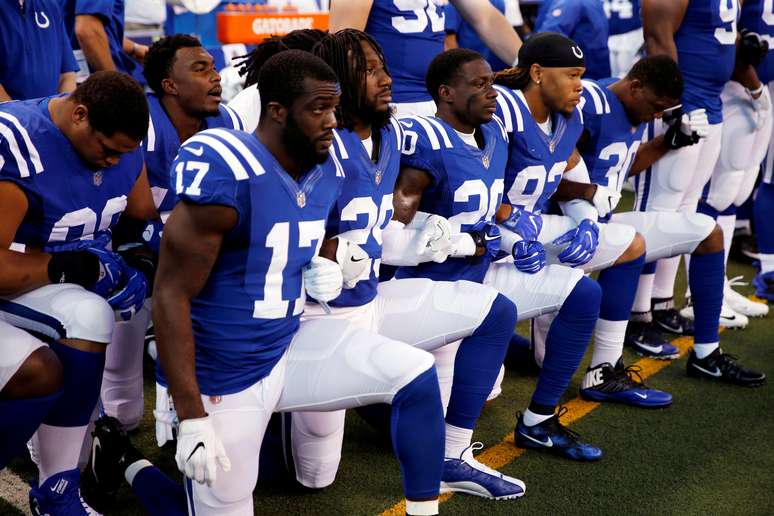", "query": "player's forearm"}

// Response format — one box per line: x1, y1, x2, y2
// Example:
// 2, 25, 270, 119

329, 0, 372, 31
630, 136, 670, 174
461, 3, 521, 64
642, 0, 685, 61
554, 180, 596, 203
58, 72, 76, 94
733, 63, 763, 92
0, 249, 52, 296
75, 16, 117, 72
0, 83, 12, 103
152, 291, 206, 421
